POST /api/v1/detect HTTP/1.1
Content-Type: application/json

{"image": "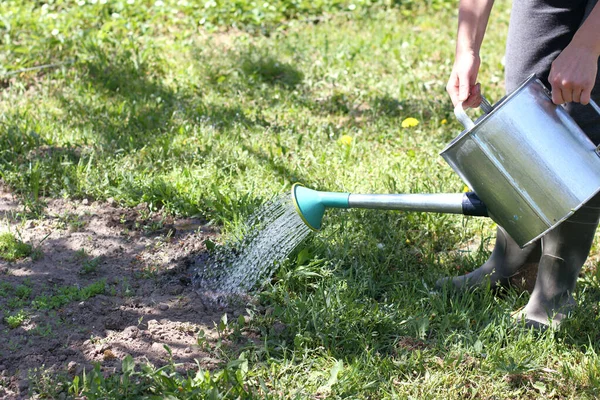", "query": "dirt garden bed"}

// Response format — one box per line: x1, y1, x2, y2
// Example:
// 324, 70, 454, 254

0, 187, 256, 398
